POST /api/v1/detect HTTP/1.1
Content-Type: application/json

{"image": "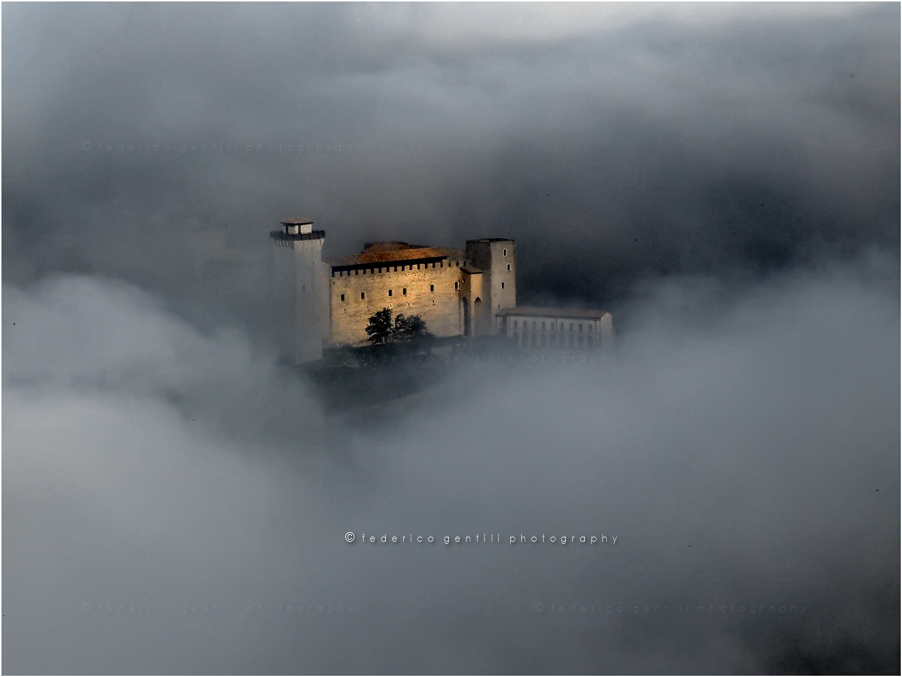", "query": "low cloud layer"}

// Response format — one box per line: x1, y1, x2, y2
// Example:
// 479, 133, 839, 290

4, 251, 898, 673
